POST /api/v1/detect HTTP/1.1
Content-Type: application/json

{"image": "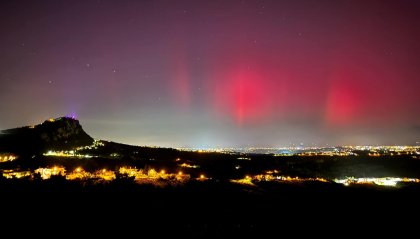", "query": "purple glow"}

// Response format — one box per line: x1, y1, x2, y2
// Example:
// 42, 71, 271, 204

0, 0, 419, 147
